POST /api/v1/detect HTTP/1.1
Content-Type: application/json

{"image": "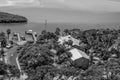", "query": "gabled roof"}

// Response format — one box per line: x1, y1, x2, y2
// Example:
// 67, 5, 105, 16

69, 48, 89, 61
